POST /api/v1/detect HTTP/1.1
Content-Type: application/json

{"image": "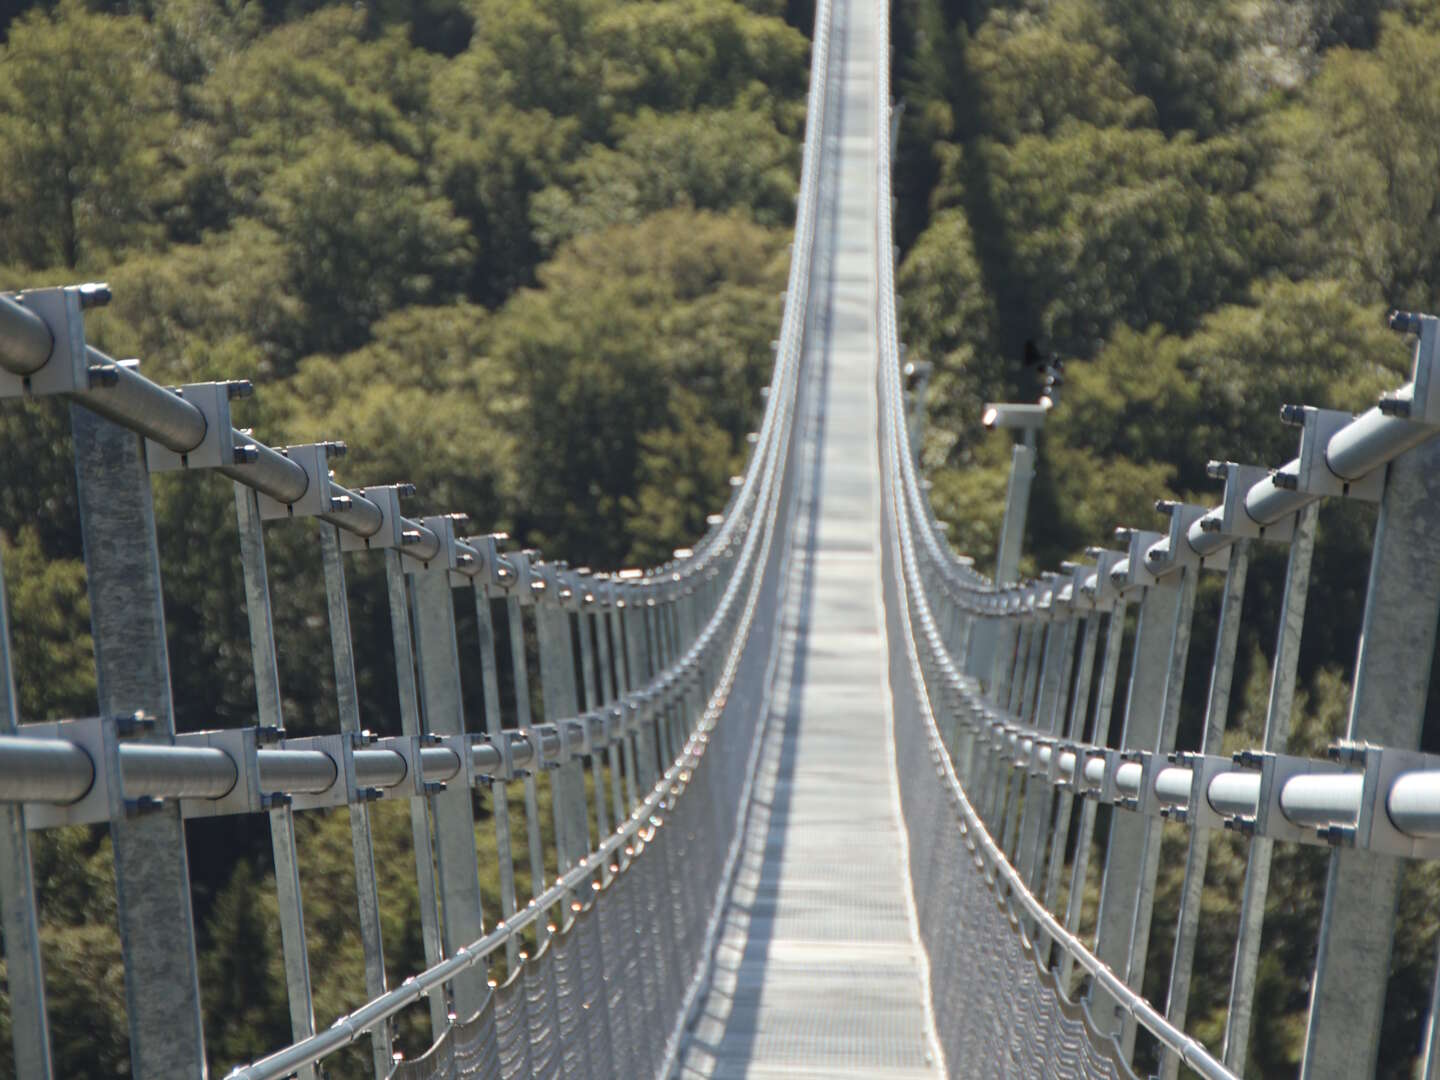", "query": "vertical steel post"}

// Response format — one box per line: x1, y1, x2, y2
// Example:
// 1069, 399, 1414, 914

534, 590, 583, 927
0, 536, 52, 1079
1042, 614, 1099, 912
383, 551, 449, 1036
1089, 579, 1180, 1037
1061, 604, 1127, 989
471, 579, 519, 971
594, 597, 626, 829
234, 486, 317, 1080
611, 603, 641, 813
1121, 565, 1198, 1038
1006, 622, 1035, 717
1223, 505, 1316, 1071
70, 404, 206, 1076
1019, 616, 1065, 887
319, 527, 391, 1079
1300, 442, 1440, 1079
983, 440, 1037, 695
1019, 617, 1070, 887
409, 564, 488, 1021
577, 605, 611, 848
503, 592, 549, 945
1160, 540, 1250, 1080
